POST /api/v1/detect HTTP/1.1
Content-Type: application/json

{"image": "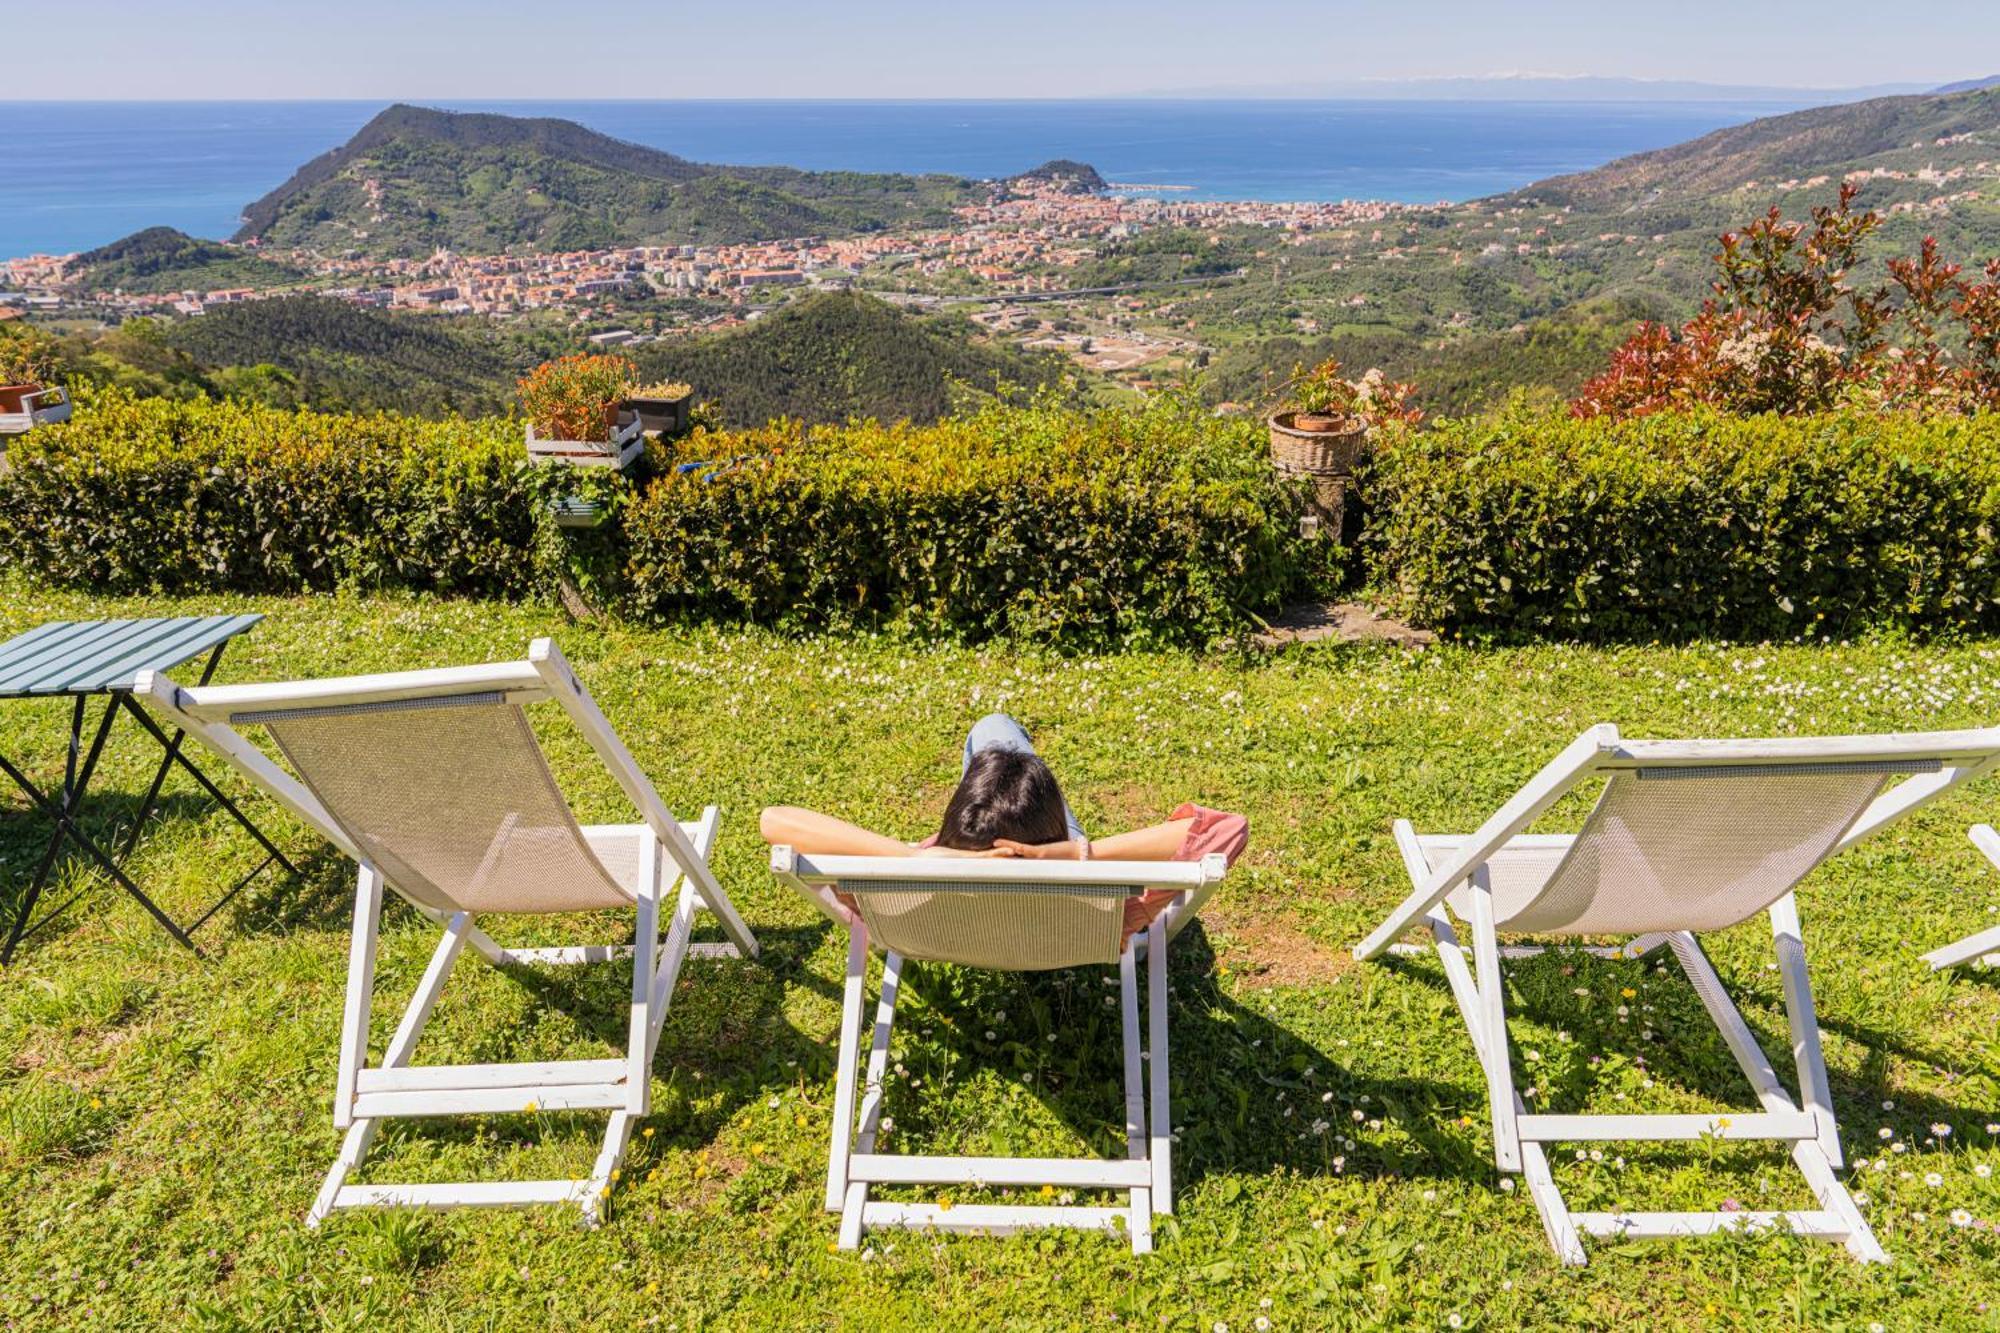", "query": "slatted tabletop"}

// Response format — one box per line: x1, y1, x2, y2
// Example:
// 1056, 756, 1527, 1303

0, 616, 264, 698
